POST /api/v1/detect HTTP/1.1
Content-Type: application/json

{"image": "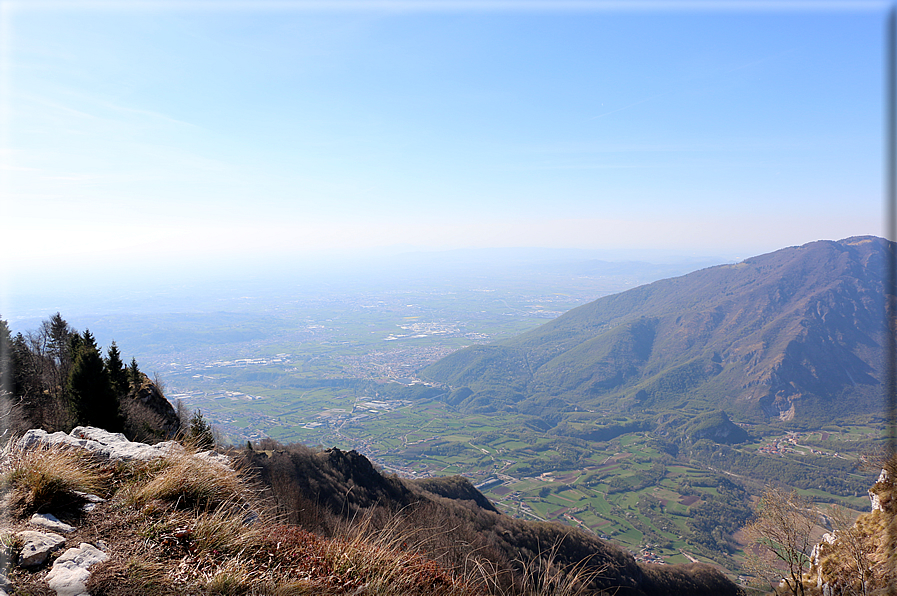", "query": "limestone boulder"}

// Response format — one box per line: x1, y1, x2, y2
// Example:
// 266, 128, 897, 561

45, 542, 108, 596
17, 530, 65, 567
29, 513, 75, 534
